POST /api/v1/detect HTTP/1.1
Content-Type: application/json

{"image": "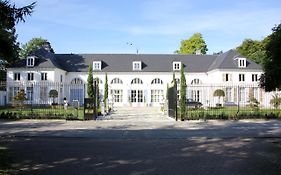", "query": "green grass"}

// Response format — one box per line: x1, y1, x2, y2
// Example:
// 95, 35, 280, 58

184, 107, 281, 120
0, 146, 11, 175
0, 106, 85, 120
